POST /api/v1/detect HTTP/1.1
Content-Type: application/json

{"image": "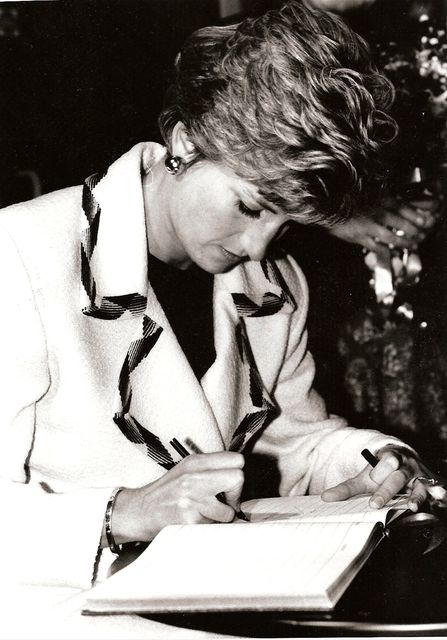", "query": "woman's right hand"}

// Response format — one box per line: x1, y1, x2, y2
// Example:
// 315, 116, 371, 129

105, 452, 245, 546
